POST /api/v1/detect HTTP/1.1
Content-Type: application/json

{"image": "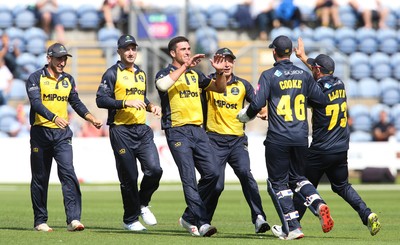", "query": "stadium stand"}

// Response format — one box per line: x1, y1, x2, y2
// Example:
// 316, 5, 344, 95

1, 1, 400, 141
0, 6, 13, 29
